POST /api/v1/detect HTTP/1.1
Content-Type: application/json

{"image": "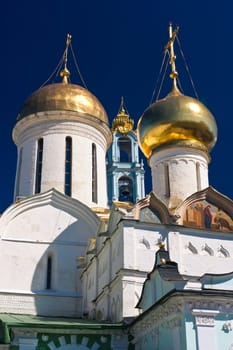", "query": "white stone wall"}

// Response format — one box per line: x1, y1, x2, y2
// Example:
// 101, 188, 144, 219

13, 112, 111, 209
111, 230, 123, 280
15, 138, 37, 198
83, 222, 162, 321
0, 189, 100, 316
83, 258, 97, 317
97, 240, 111, 295
149, 147, 209, 208
169, 230, 233, 278
122, 225, 161, 271
109, 279, 123, 321
0, 292, 83, 317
